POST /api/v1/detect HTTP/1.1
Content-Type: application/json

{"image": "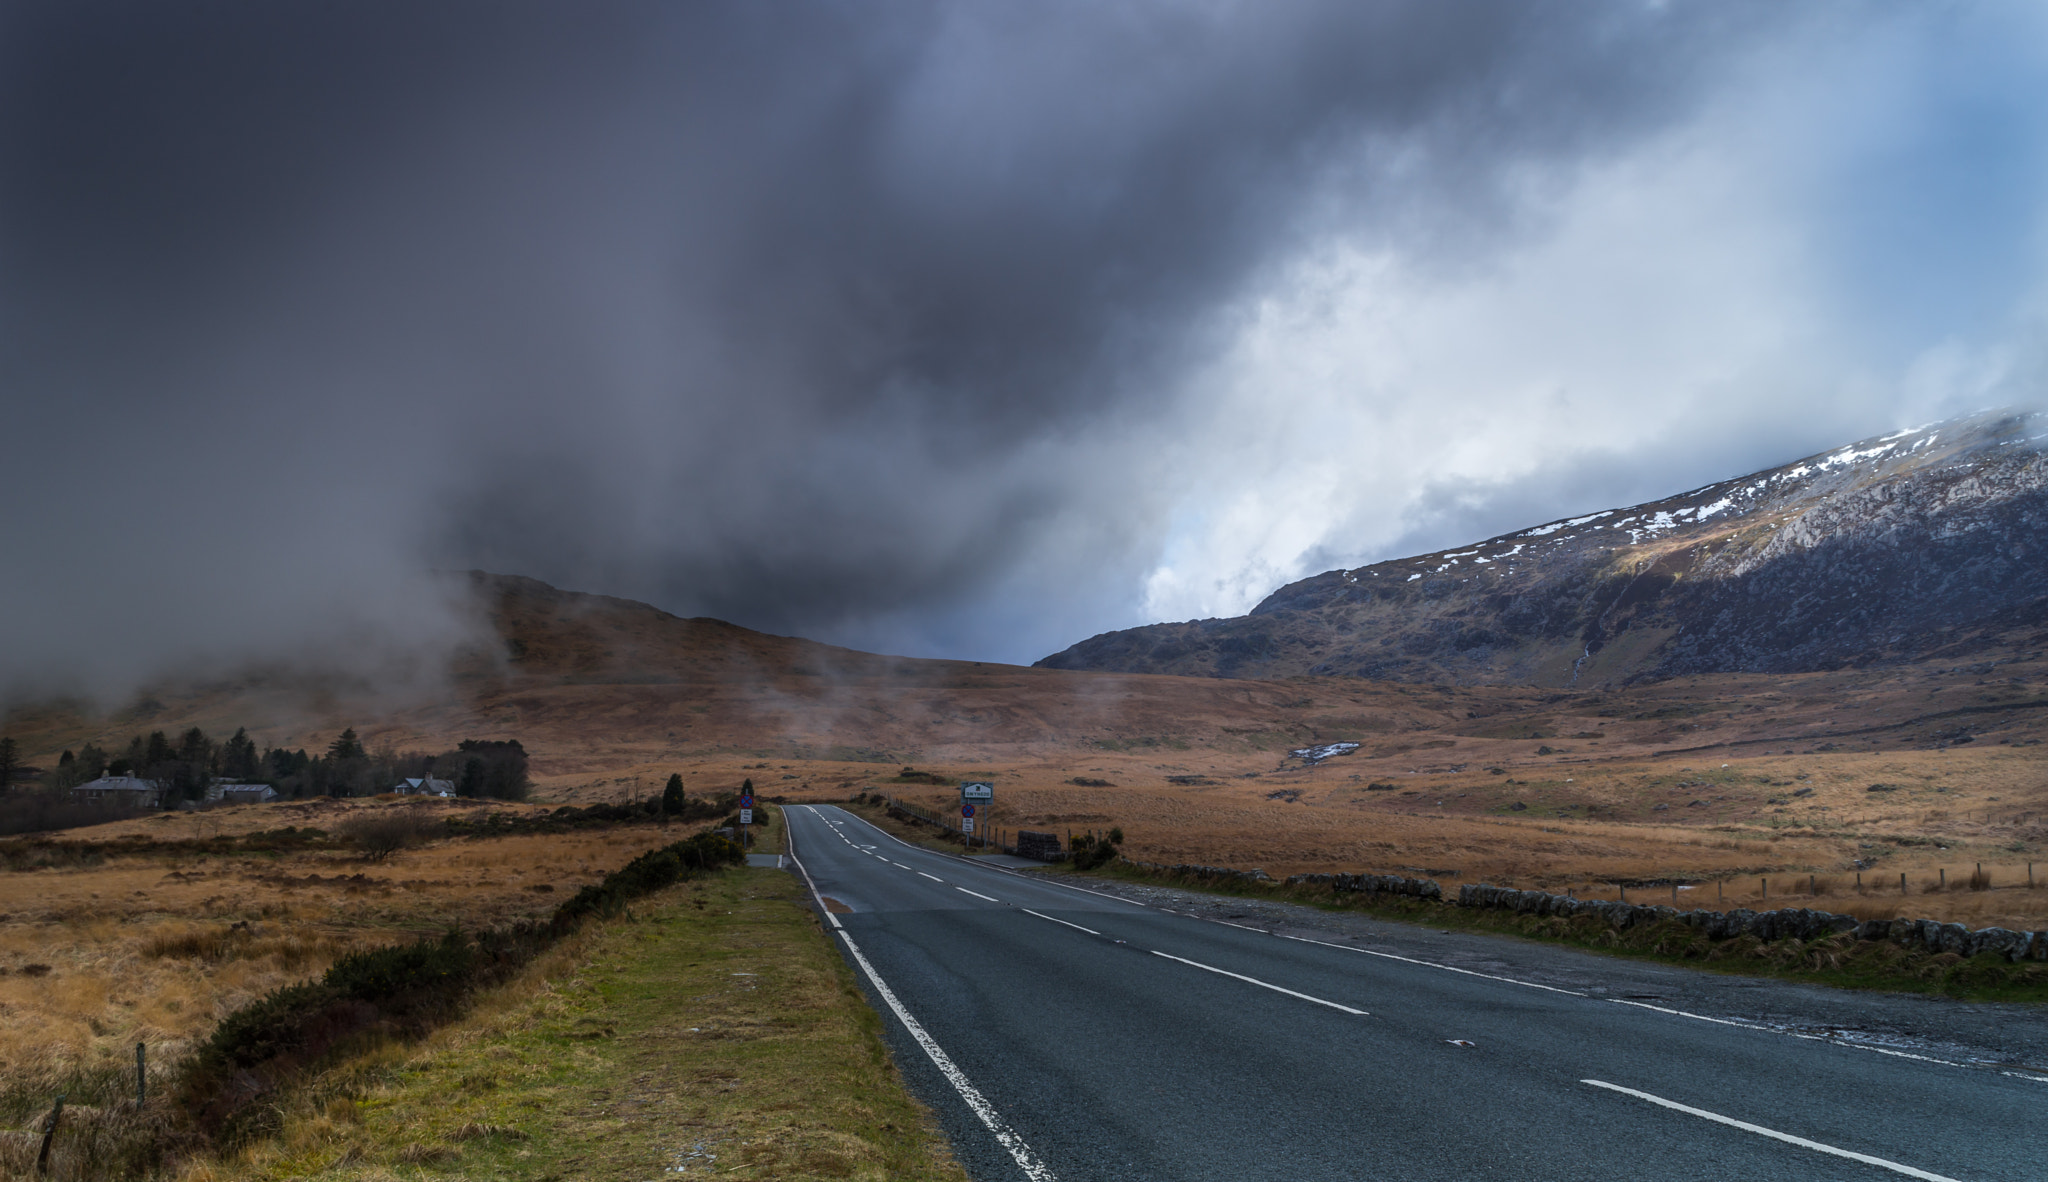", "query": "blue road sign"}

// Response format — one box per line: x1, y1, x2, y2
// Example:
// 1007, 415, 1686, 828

740, 794, 754, 808
961, 803, 975, 817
